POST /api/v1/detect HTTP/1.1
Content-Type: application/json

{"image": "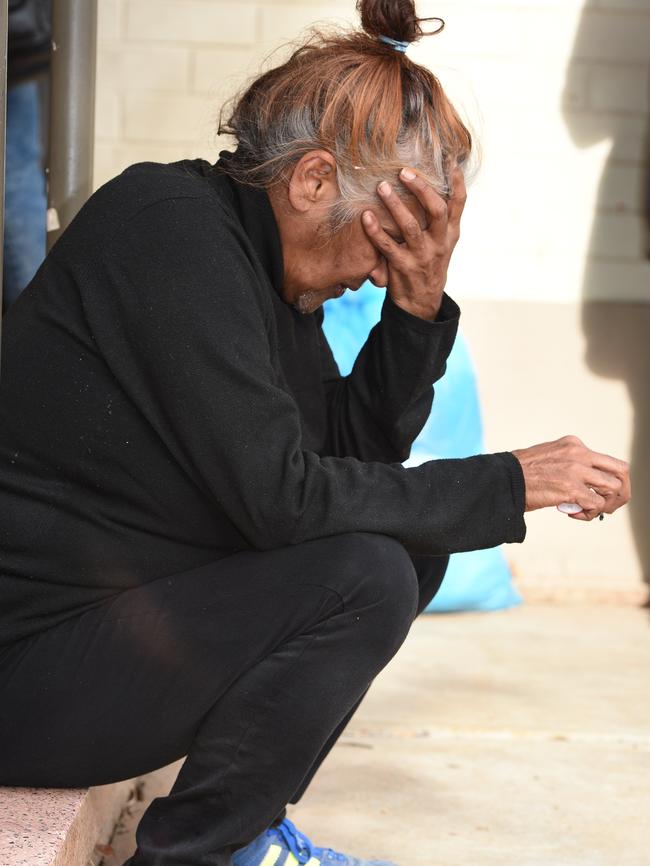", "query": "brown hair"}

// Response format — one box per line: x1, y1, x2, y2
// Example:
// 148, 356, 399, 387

218, 0, 472, 227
